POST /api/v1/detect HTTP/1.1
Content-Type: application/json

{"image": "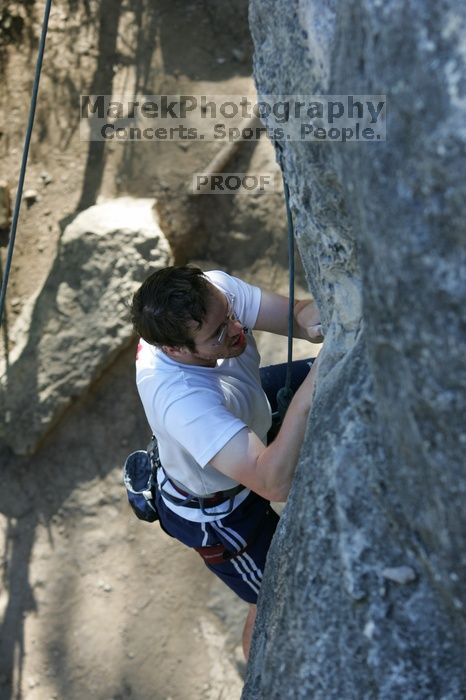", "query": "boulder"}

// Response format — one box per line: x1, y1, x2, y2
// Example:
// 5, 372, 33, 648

243, 1, 466, 698
0, 197, 172, 455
